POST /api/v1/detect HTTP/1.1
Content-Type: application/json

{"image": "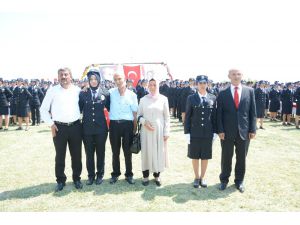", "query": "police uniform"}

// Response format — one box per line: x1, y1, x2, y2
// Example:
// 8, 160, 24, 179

15, 79, 32, 118
184, 76, 217, 160
28, 80, 44, 125
255, 81, 267, 118
281, 84, 293, 114
269, 86, 281, 113
79, 71, 110, 184
137, 80, 149, 103
0, 79, 13, 116
294, 85, 300, 116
